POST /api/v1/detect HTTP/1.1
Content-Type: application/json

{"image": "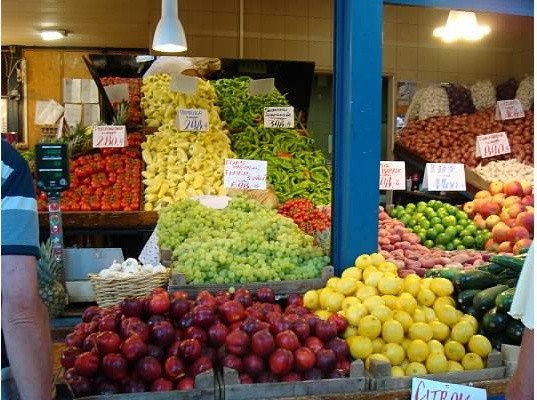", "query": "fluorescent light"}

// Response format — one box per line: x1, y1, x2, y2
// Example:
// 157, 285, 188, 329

433, 10, 490, 42
152, 0, 187, 53
40, 30, 67, 41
